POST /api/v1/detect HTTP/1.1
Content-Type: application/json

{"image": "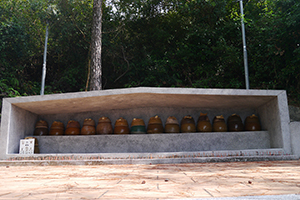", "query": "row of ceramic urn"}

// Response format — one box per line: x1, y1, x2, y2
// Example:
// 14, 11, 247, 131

33, 113, 261, 136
